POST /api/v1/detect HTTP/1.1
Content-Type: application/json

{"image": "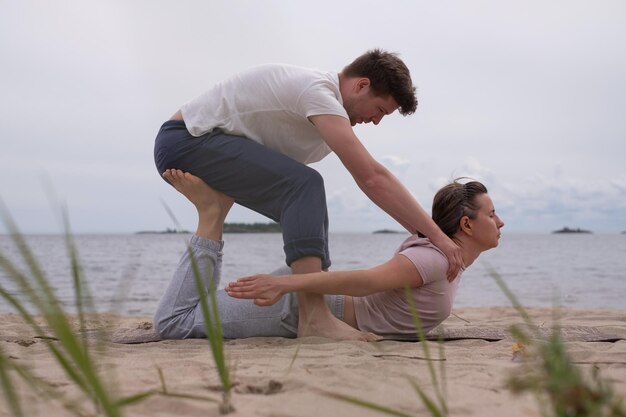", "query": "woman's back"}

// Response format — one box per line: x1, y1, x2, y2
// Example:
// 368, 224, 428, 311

352, 236, 463, 340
